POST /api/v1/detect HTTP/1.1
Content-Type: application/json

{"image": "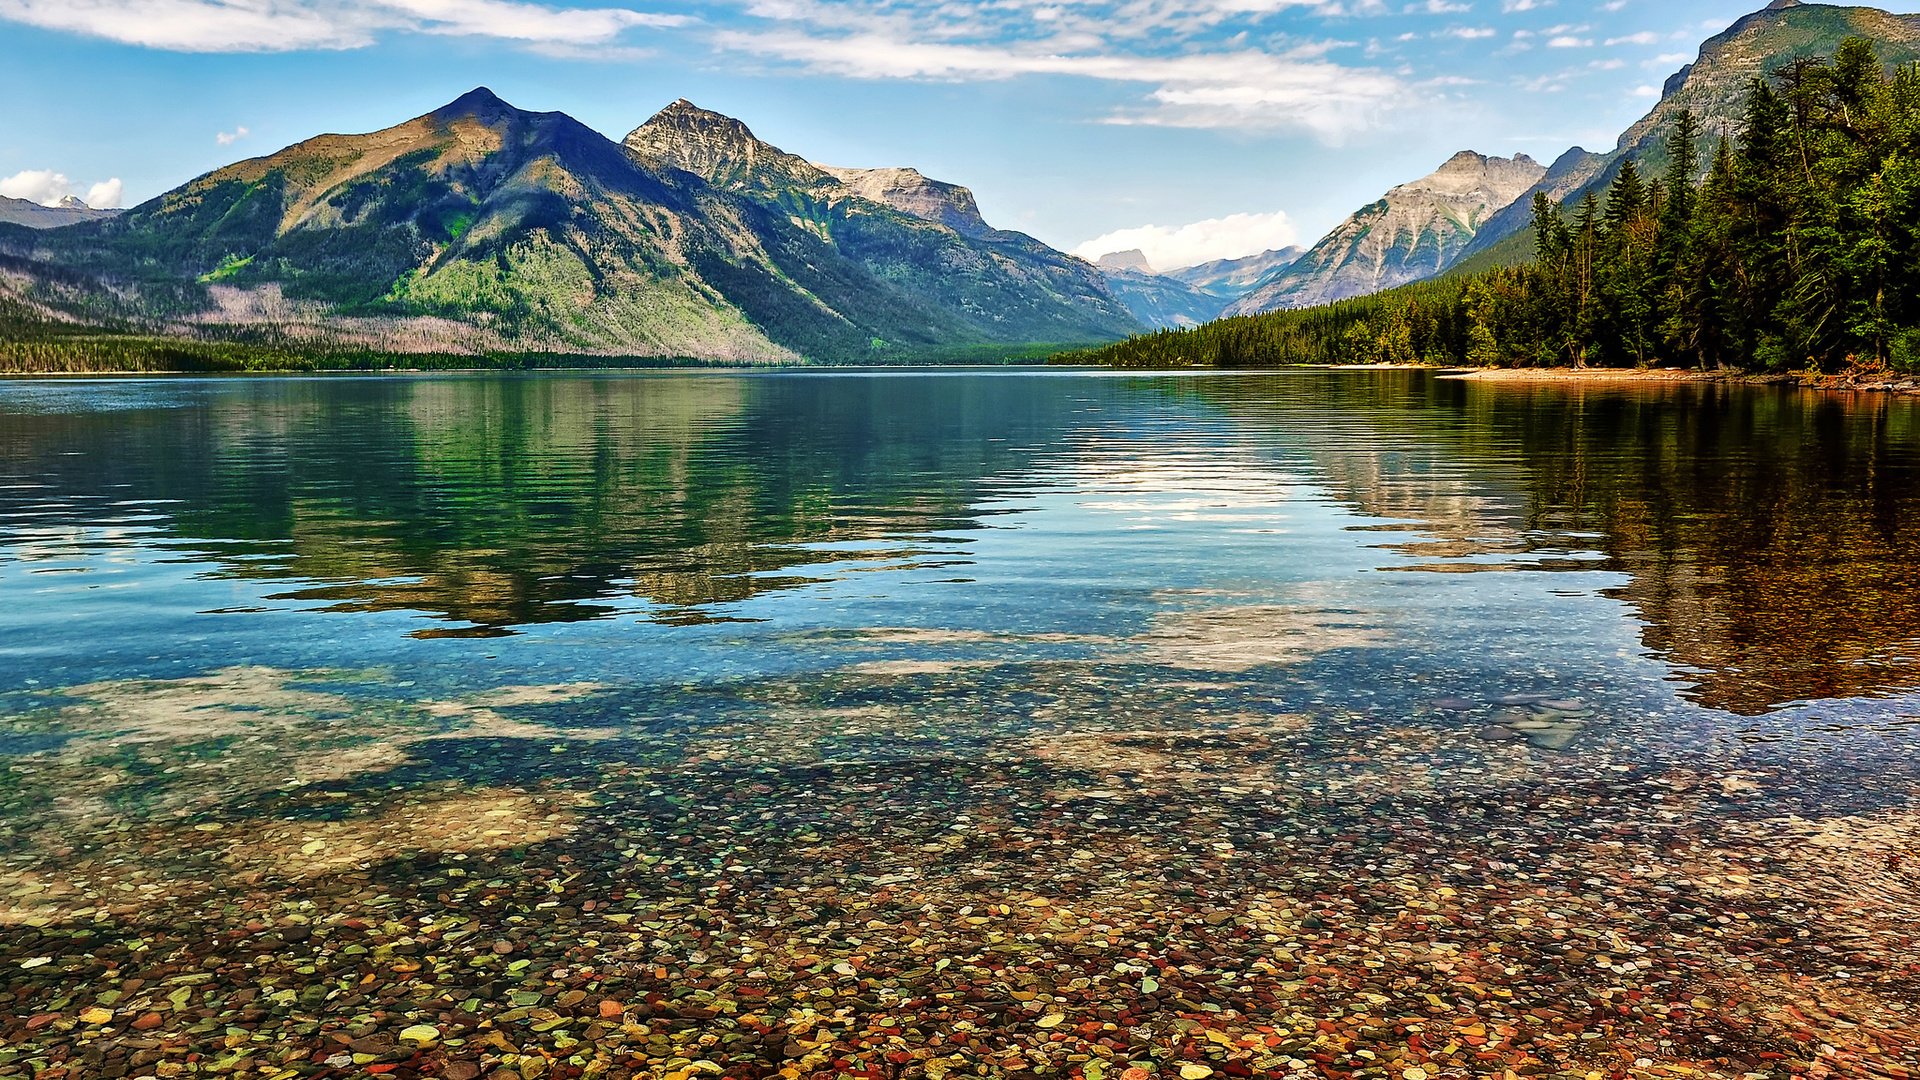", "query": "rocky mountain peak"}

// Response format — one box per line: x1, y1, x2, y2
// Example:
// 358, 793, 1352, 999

819, 165, 995, 238
1096, 249, 1155, 274
644, 99, 757, 144
431, 87, 517, 125
1396, 152, 1545, 200
1227, 149, 1545, 315
0, 194, 119, 229
625, 101, 1001, 238
624, 100, 833, 195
